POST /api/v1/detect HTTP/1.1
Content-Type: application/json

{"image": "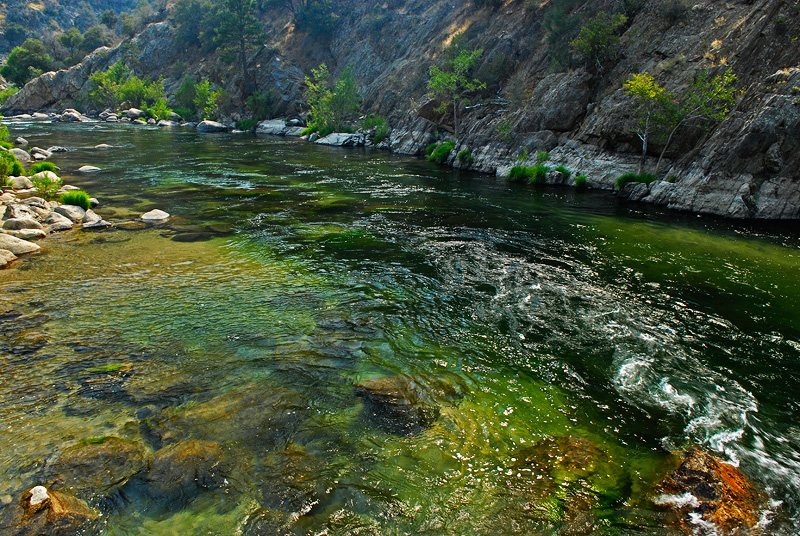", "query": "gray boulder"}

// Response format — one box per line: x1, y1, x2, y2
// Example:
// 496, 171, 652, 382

255, 120, 288, 136
140, 209, 170, 222
54, 205, 86, 222
78, 165, 101, 173
125, 108, 146, 119
315, 133, 366, 147
7, 229, 47, 241
47, 146, 68, 153
197, 120, 230, 133
0, 249, 17, 268
132, 119, 147, 125
10, 148, 30, 162
94, 144, 113, 149
0, 234, 41, 255
45, 212, 74, 231
32, 112, 50, 119
29, 147, 53, 159
15, 137, 28, 147
9, 176, 33, 189
3, 217, 44, 231
157, 120, 181, 127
